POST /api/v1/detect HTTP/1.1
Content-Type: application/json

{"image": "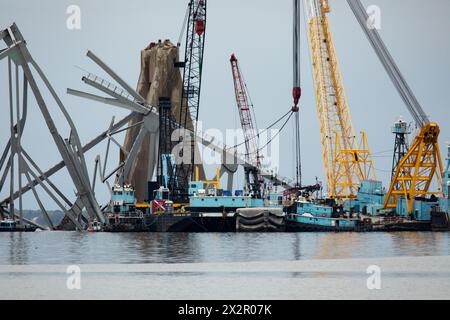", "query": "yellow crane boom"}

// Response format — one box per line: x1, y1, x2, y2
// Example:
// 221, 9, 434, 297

305, 0, 376, 199
347, 0, 443, 215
